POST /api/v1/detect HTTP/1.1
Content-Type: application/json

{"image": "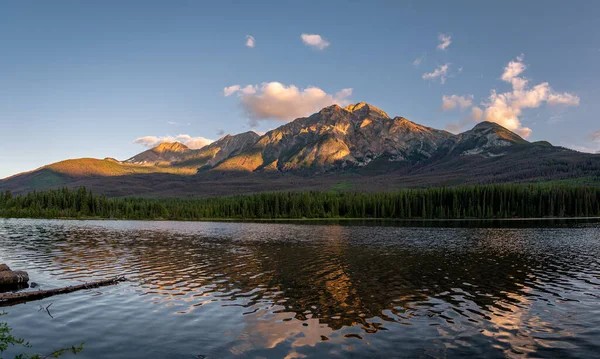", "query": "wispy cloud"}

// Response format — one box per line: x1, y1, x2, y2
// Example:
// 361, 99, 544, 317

422, 64, 450, 84
133, 134, 213, 149
591, 130, 600, 142
167, 121, 190, 126
216, 129, 225, 136
224, 84, 256, 96
224, 82, 352, 126
547, 92, 580, 106
437, 33, 452, 50
443, 55, 580, 138
413, 54, 426, 67
223, 85, 241, 97
245, 35, 255, 48
301, 33, 330, 50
